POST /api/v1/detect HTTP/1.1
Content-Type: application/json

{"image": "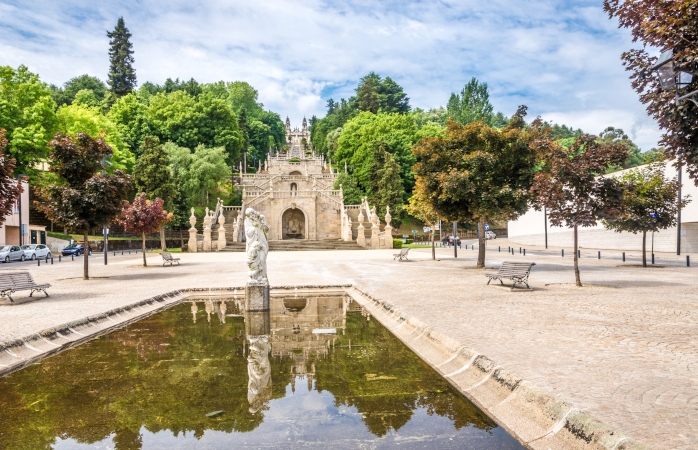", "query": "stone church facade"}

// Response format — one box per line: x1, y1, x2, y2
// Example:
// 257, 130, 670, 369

189, 120, 394, 251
